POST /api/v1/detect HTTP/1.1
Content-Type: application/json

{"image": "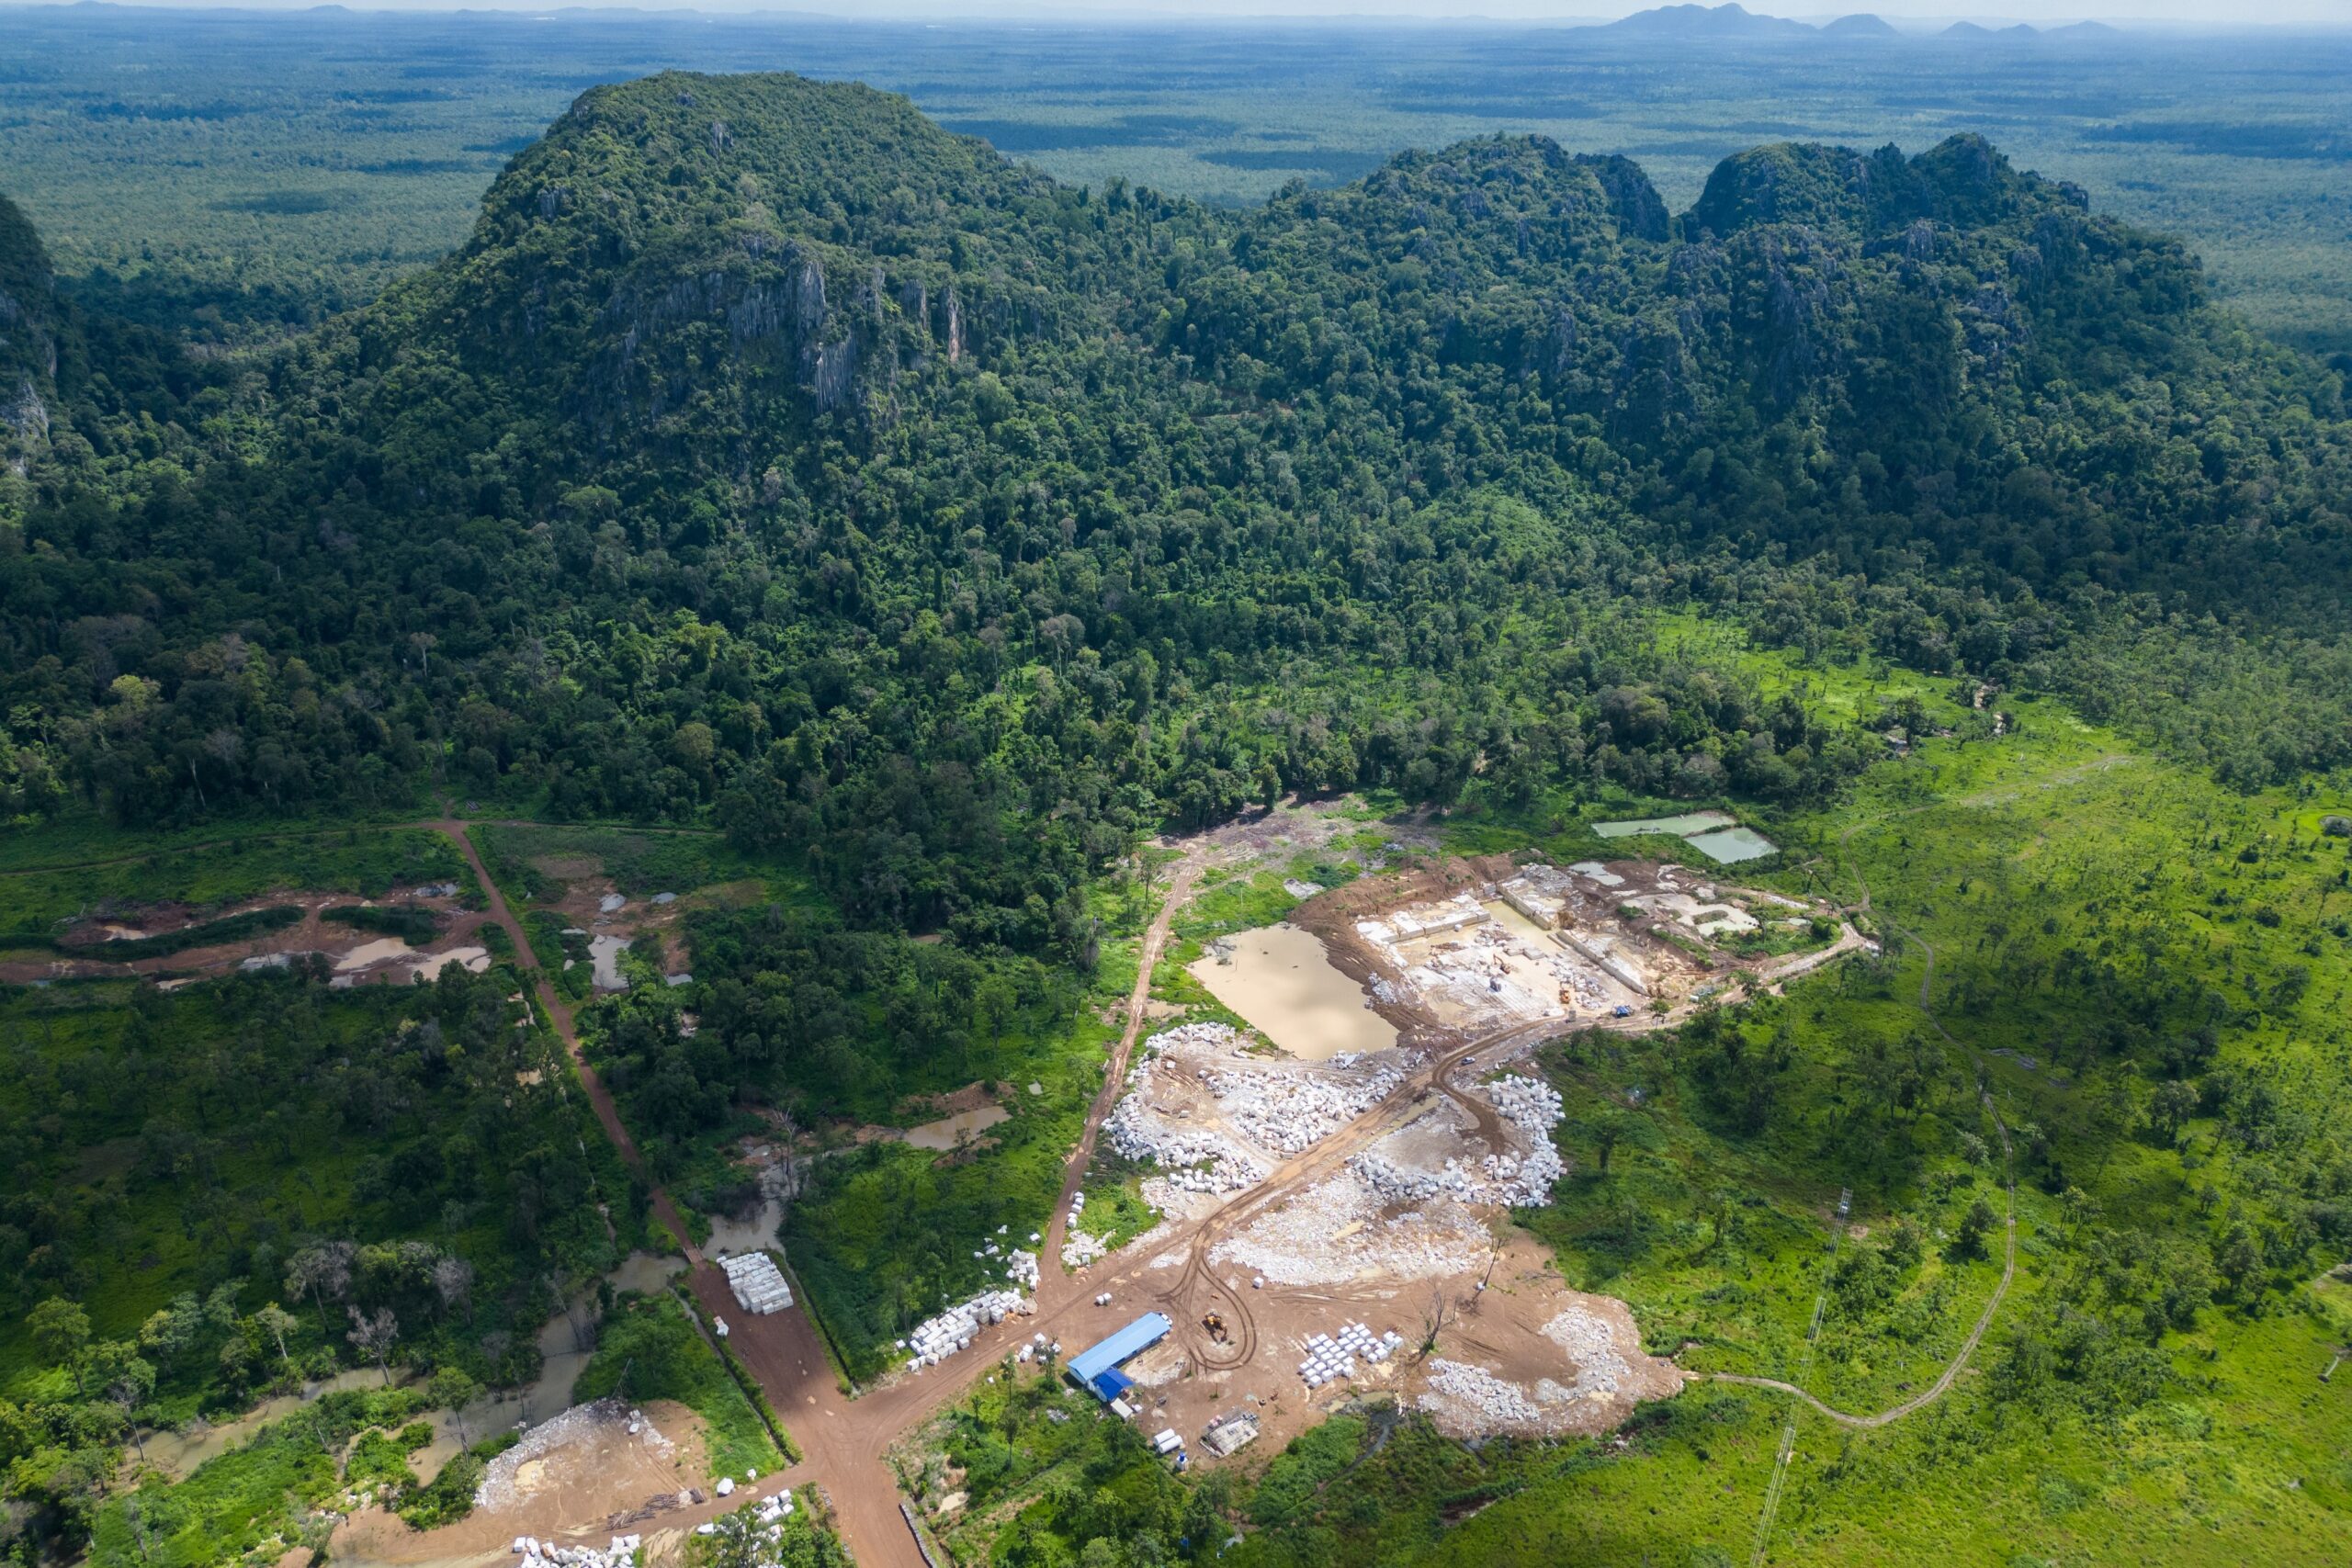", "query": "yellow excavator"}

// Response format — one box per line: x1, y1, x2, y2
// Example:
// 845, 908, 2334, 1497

1202, 1313, 1230, 1345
